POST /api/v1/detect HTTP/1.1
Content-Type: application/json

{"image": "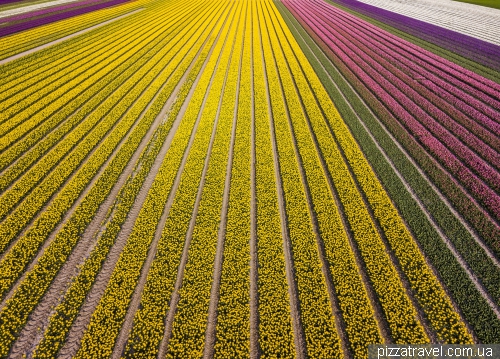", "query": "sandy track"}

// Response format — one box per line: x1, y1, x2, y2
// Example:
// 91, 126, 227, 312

54, 29, 221, 357
262, 3, 357, 355
0, 4, 194, 183
202, 31, 242, 358
0, 8, 143, 66
5, 32, 205, 358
